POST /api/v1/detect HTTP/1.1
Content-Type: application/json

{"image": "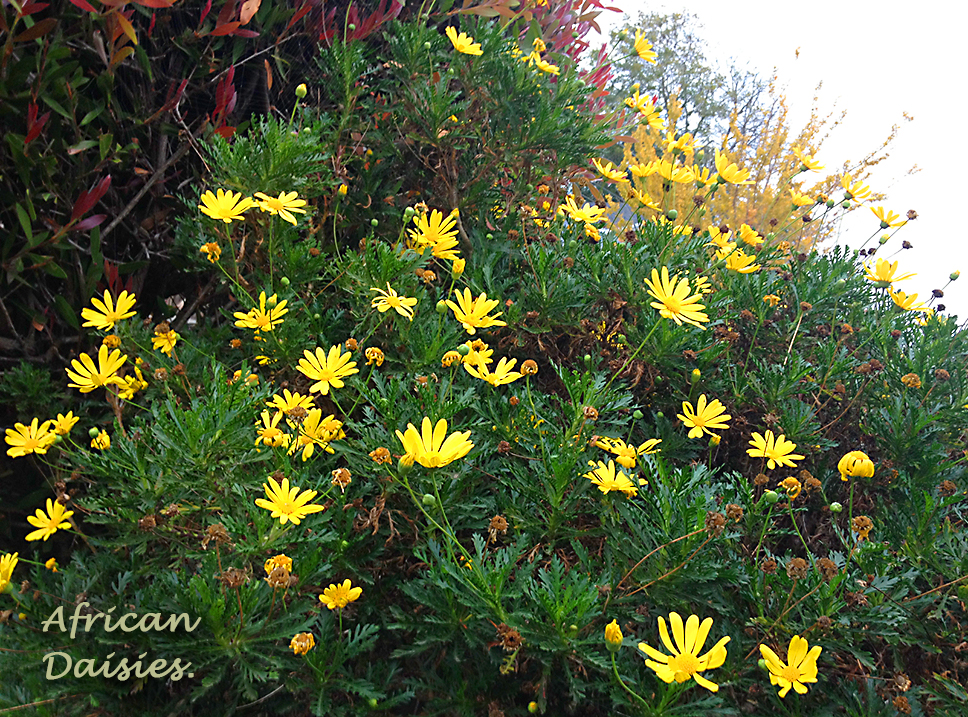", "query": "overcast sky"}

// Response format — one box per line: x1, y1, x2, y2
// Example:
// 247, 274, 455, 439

589, 0, 965, 318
